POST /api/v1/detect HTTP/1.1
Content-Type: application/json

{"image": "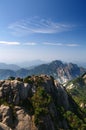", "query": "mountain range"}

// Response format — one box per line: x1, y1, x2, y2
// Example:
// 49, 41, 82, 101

0, 63, 20, 71
0, 60, 85, 83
